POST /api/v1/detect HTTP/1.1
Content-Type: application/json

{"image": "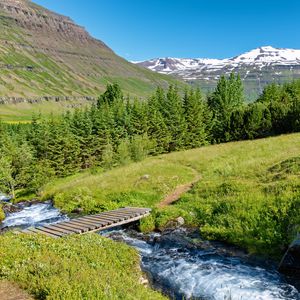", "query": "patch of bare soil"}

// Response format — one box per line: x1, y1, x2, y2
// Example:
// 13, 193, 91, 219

157, 174, 201, 208
0, 281, 32, 300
